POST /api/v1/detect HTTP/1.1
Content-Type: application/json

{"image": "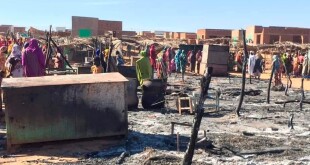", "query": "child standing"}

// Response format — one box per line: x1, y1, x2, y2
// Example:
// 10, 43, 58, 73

91, 56, 103, 74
